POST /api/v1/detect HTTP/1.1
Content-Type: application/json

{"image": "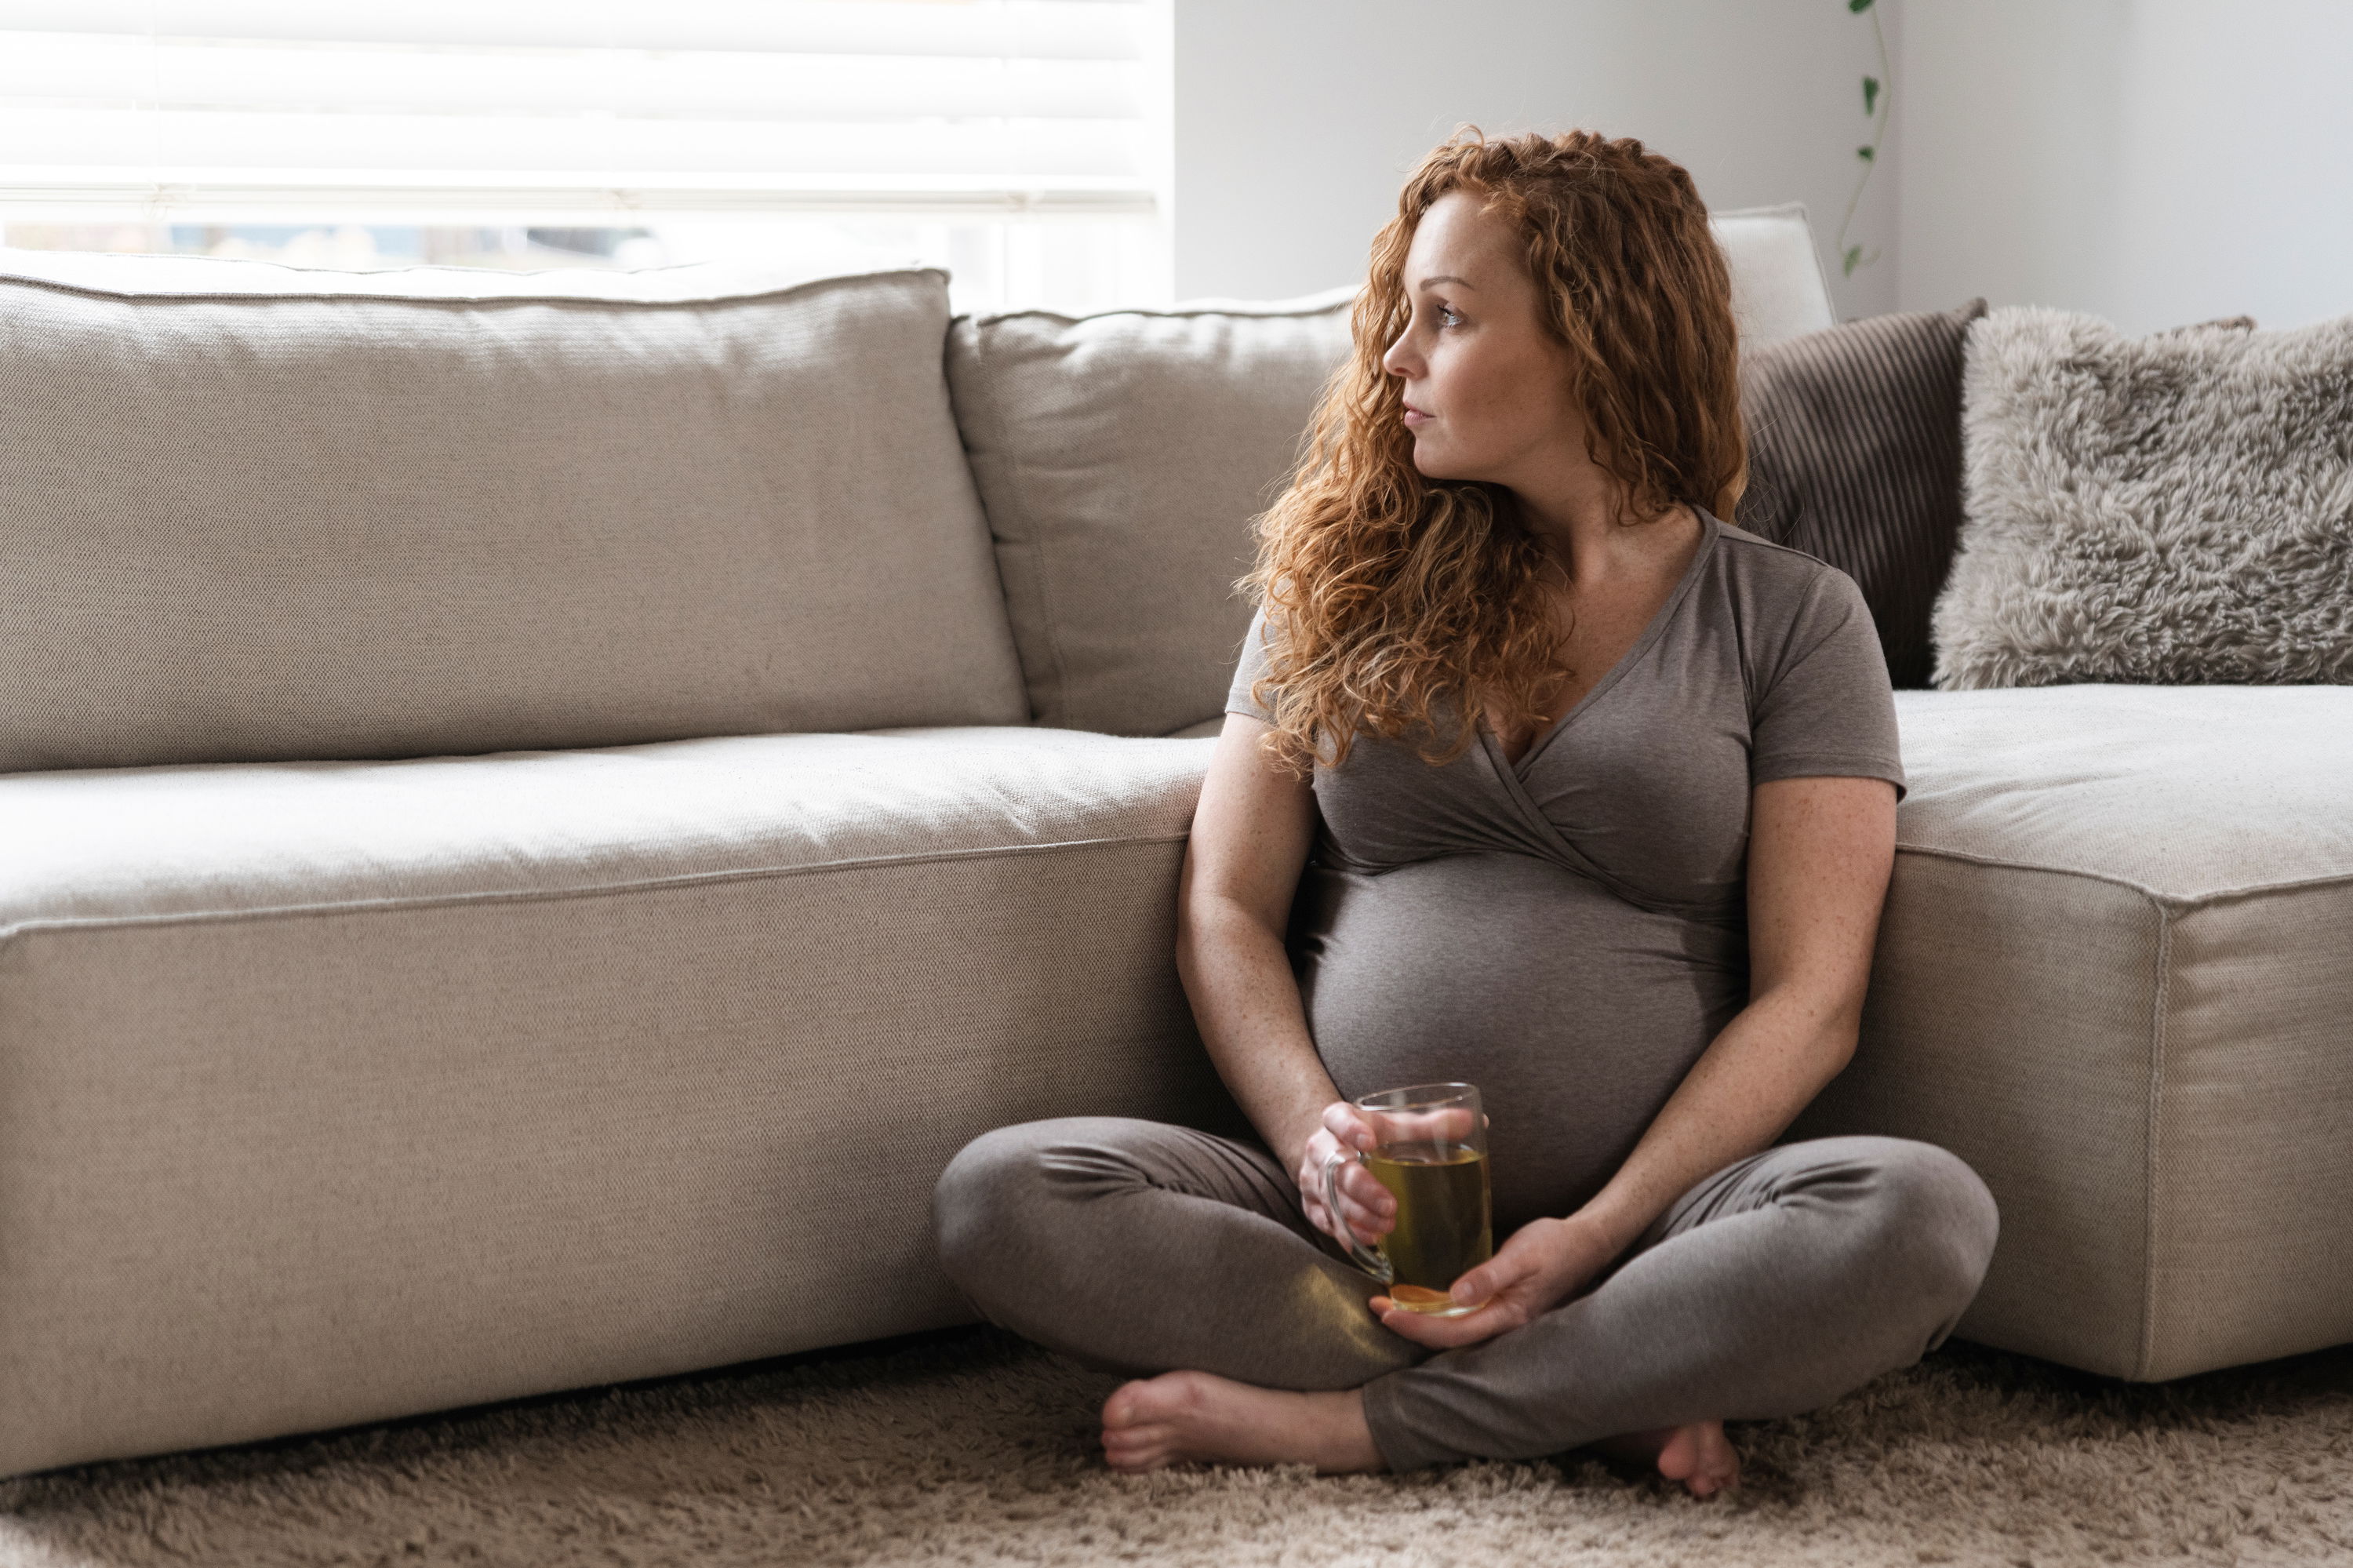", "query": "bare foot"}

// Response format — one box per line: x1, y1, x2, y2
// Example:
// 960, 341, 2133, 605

1100, 1371, 1387, 1475
1588, 1421, 1740, 1499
